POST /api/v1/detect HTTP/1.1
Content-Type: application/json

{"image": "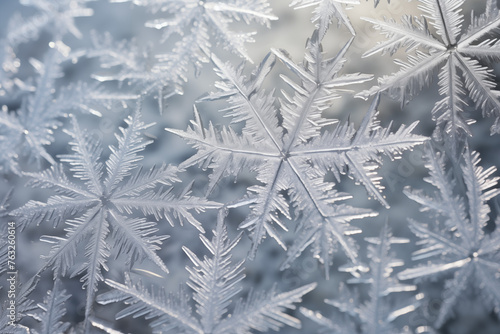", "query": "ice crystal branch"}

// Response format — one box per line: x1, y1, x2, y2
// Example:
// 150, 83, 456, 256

98, 209, 316, 333
290, 0, 359, 37
27, 279, 71, 334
